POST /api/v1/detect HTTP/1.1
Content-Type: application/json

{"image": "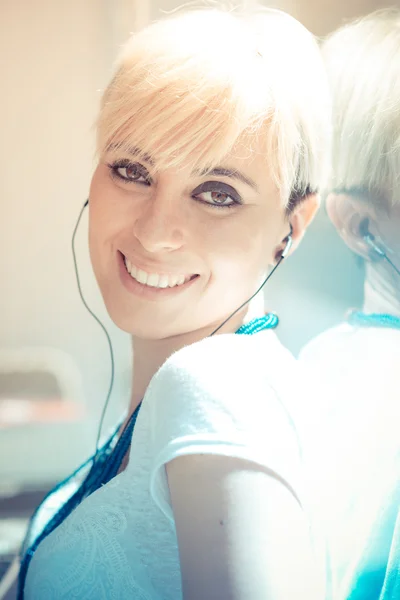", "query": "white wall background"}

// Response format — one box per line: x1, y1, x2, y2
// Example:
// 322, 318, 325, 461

0, 0, 393, 485
0, 0, 139, 484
